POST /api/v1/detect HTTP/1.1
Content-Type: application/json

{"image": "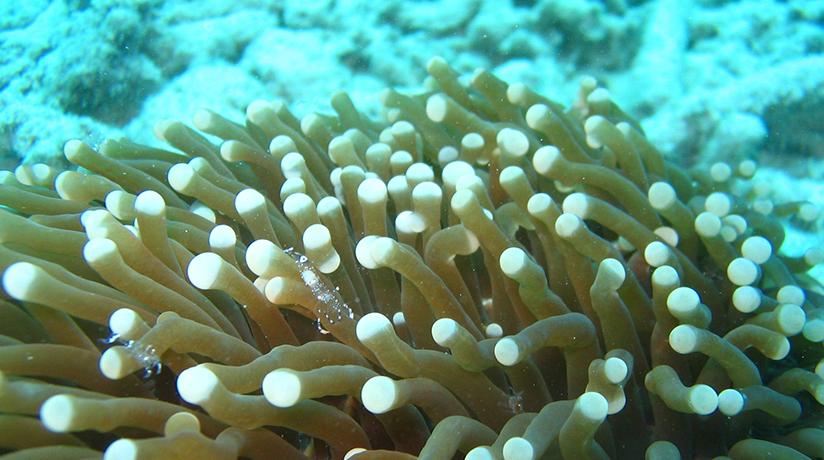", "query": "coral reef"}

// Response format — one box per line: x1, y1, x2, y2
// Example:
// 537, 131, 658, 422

1, 57, 824, 460
4, 0, 824, 175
